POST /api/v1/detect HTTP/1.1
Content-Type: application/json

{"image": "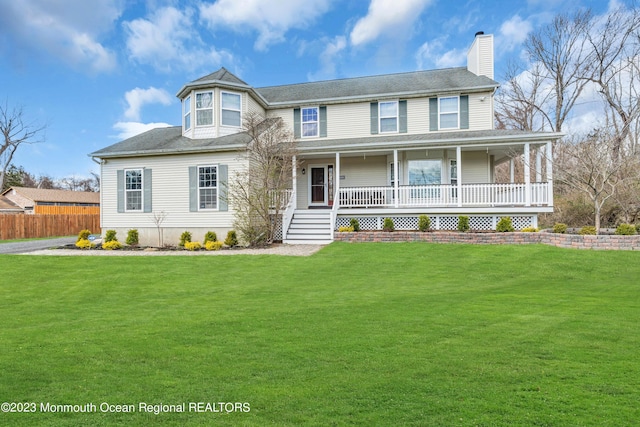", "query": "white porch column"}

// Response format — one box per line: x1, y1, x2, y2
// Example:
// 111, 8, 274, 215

335, 152, 340, 205
456, 146, 462, 207
292, 155, 297, 196
546, 141, 553, 206
509, 158, 515, 183
524, 143, 531, 206
536, 146, 543, 182
393, 149, 399, 208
